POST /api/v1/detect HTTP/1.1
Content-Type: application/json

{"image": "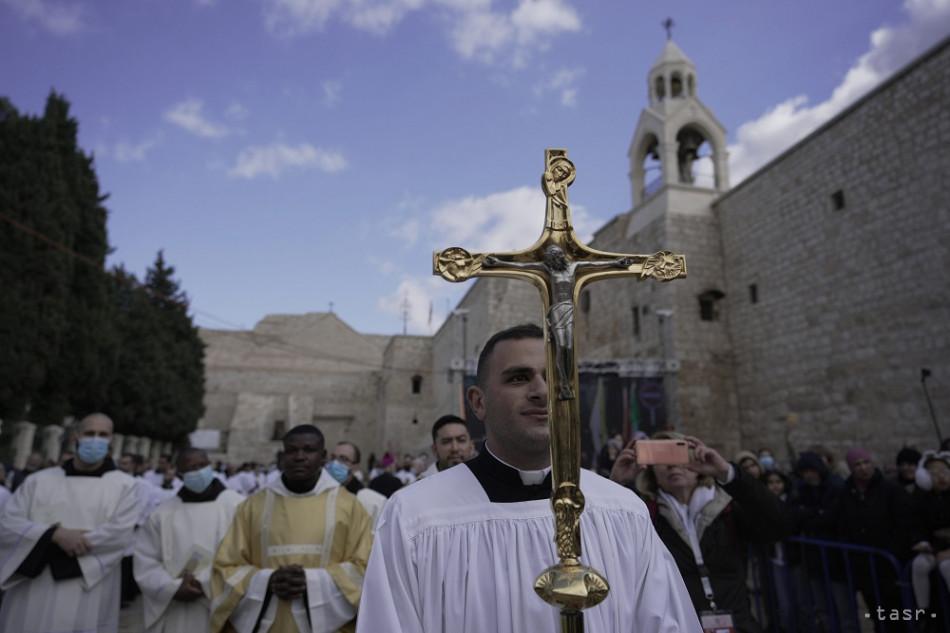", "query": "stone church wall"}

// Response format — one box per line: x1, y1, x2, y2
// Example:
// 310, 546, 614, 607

199, 314, 393, 465
715, 38, 950, 464
375, 335, 434, 456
